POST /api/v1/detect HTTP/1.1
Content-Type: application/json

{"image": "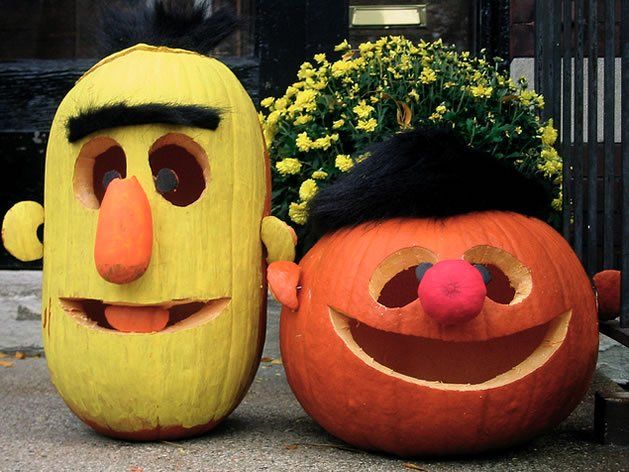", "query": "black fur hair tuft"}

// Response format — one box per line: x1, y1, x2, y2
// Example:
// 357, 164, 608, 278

66, 102, 223, 142
308, 127, 552, 238
98, 0, 239, 55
